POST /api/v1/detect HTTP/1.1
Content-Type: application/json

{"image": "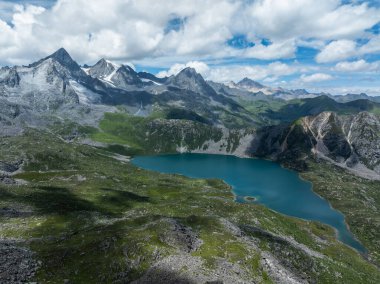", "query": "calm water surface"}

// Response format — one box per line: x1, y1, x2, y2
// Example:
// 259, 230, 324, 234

132, 153, 365, 252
